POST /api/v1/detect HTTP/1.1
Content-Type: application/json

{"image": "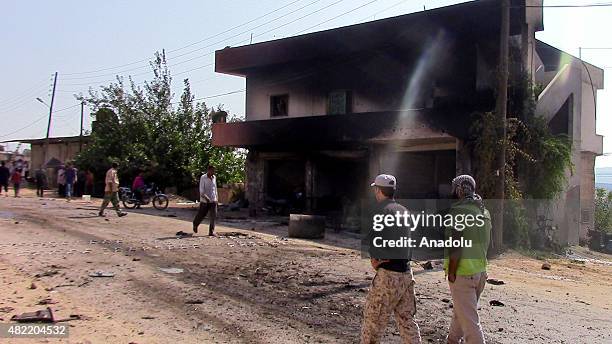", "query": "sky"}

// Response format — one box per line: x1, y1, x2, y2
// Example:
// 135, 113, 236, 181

0, 0, 611, 166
